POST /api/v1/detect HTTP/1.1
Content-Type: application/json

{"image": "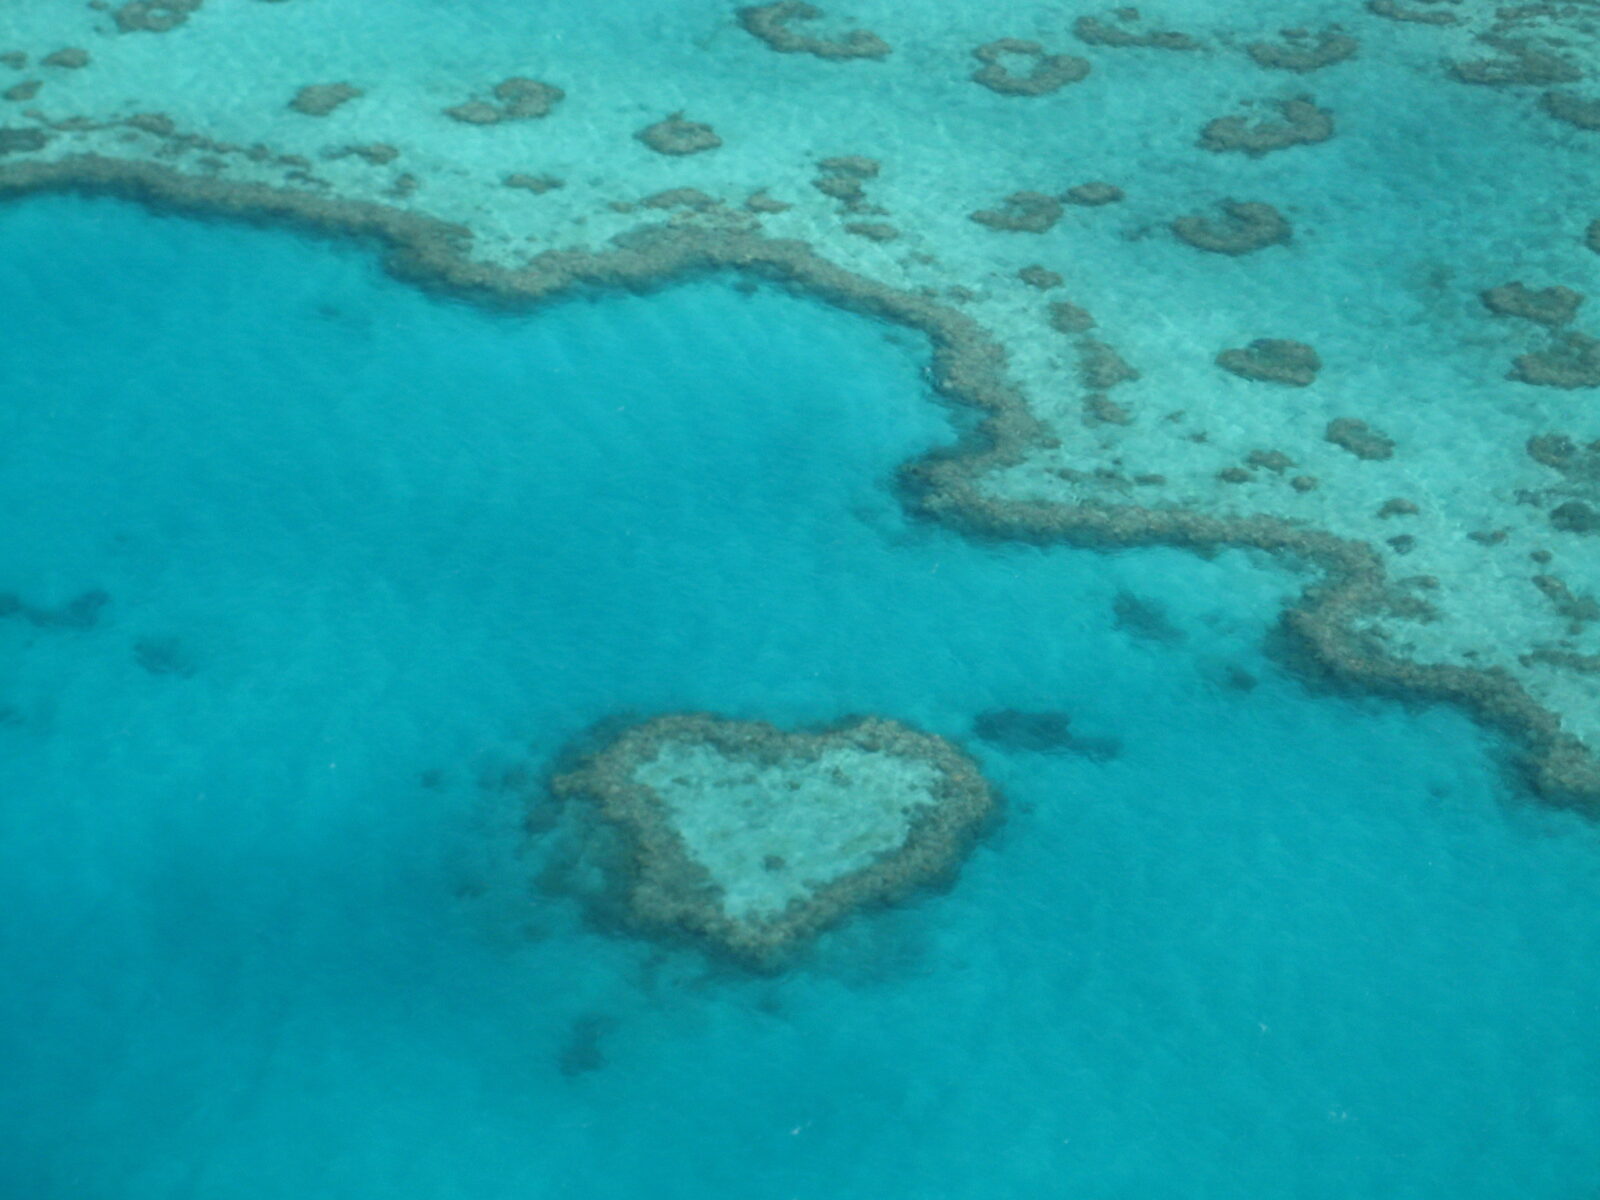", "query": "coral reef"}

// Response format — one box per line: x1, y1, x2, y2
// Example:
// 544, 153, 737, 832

1510, 332, 1600, 388
972, 709, 1120, 760
1449, 44, 1581, 86
445, 78, 564, 124
1113, 590, 1184, 642
1172, 200, 1291, 254
1481, 281, 1585, 325
1551, 501, 1600, 533
969, 191, 1062, 233
812, 155, 879, 205
1199, 97, 1334, 157
2, 153, 1597, 822
494, 77, 564, 118
1217, 339, 1321, 386
642, 187, 717, 211
115, 1, 204, 33
845, 220, 898, 242
1541, 91, 1600, 131
0, 588, 110, 630
1367, 0, 1457, 25
549, 713, 998, 966
1074, 13, 1199, 50
1246, 29, 1358, 73
736, 2, 890, 60
744, 189, 791, 213
1078, 338, 1138, 389
970, 39, 1090, 96
635, 113, 721, 155
288, 83, 362, 117
1064, 181, 1122, 206
0, 128, 50, 155
42, 48, 91, 69
1325, 417, 1396, 460
1049, 300, 1094, 333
